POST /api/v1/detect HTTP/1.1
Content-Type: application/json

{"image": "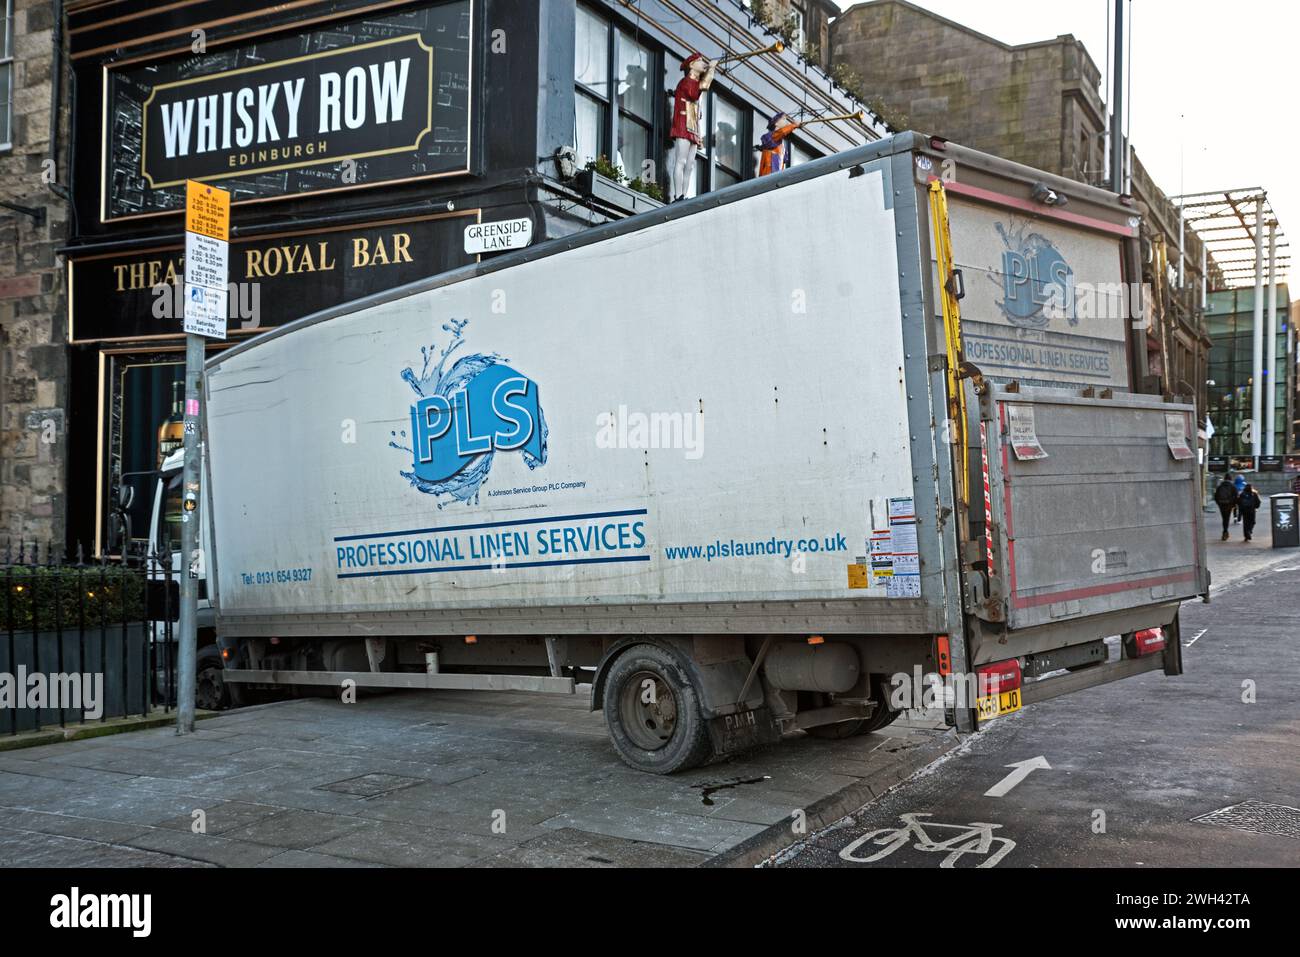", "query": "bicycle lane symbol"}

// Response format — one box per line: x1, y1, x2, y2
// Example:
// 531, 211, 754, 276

839, 812, 1017, 868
